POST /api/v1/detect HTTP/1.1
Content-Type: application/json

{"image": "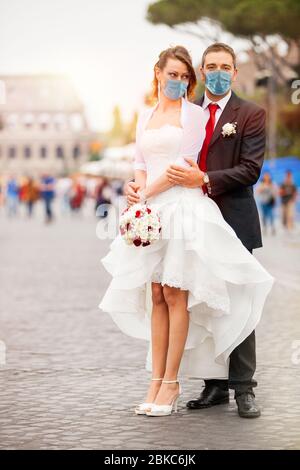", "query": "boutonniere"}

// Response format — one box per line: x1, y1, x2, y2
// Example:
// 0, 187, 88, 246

221, 122, 237, 137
